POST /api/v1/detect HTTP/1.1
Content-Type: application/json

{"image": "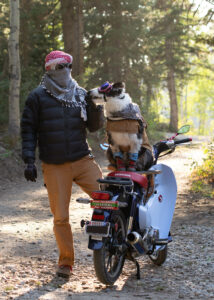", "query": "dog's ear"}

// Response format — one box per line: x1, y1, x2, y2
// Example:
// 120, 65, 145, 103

112, 82, 125, 90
